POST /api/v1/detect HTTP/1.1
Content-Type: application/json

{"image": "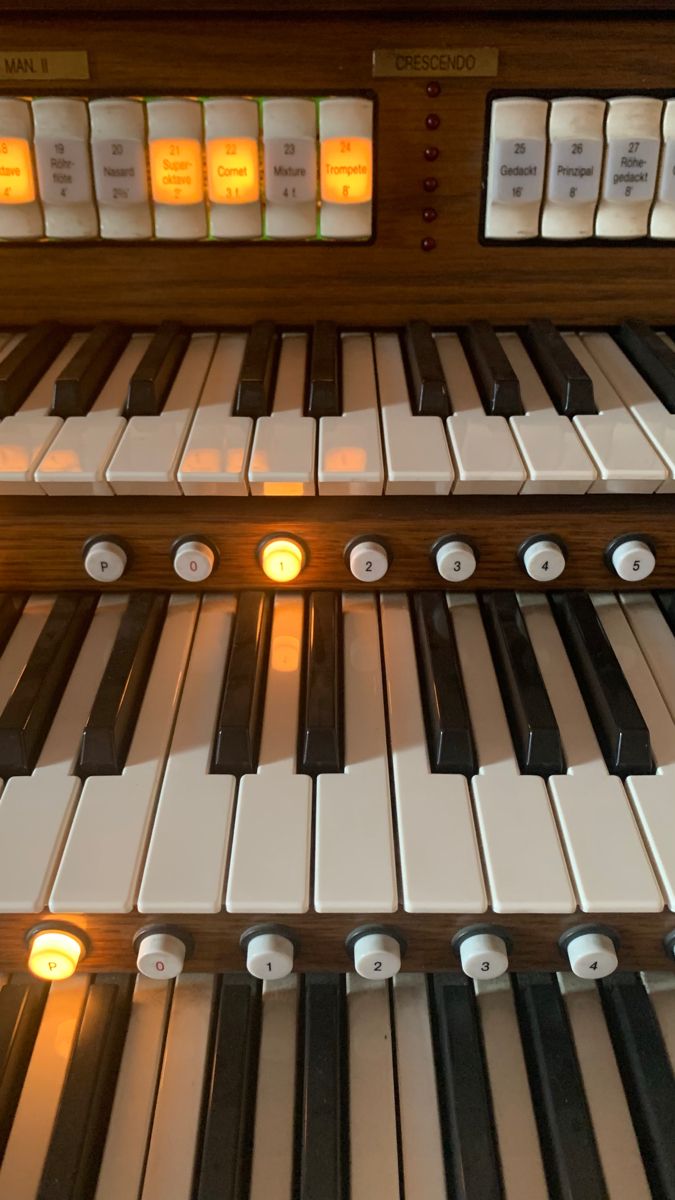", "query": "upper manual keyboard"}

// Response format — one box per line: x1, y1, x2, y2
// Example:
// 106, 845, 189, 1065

2, 317, 675, 496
